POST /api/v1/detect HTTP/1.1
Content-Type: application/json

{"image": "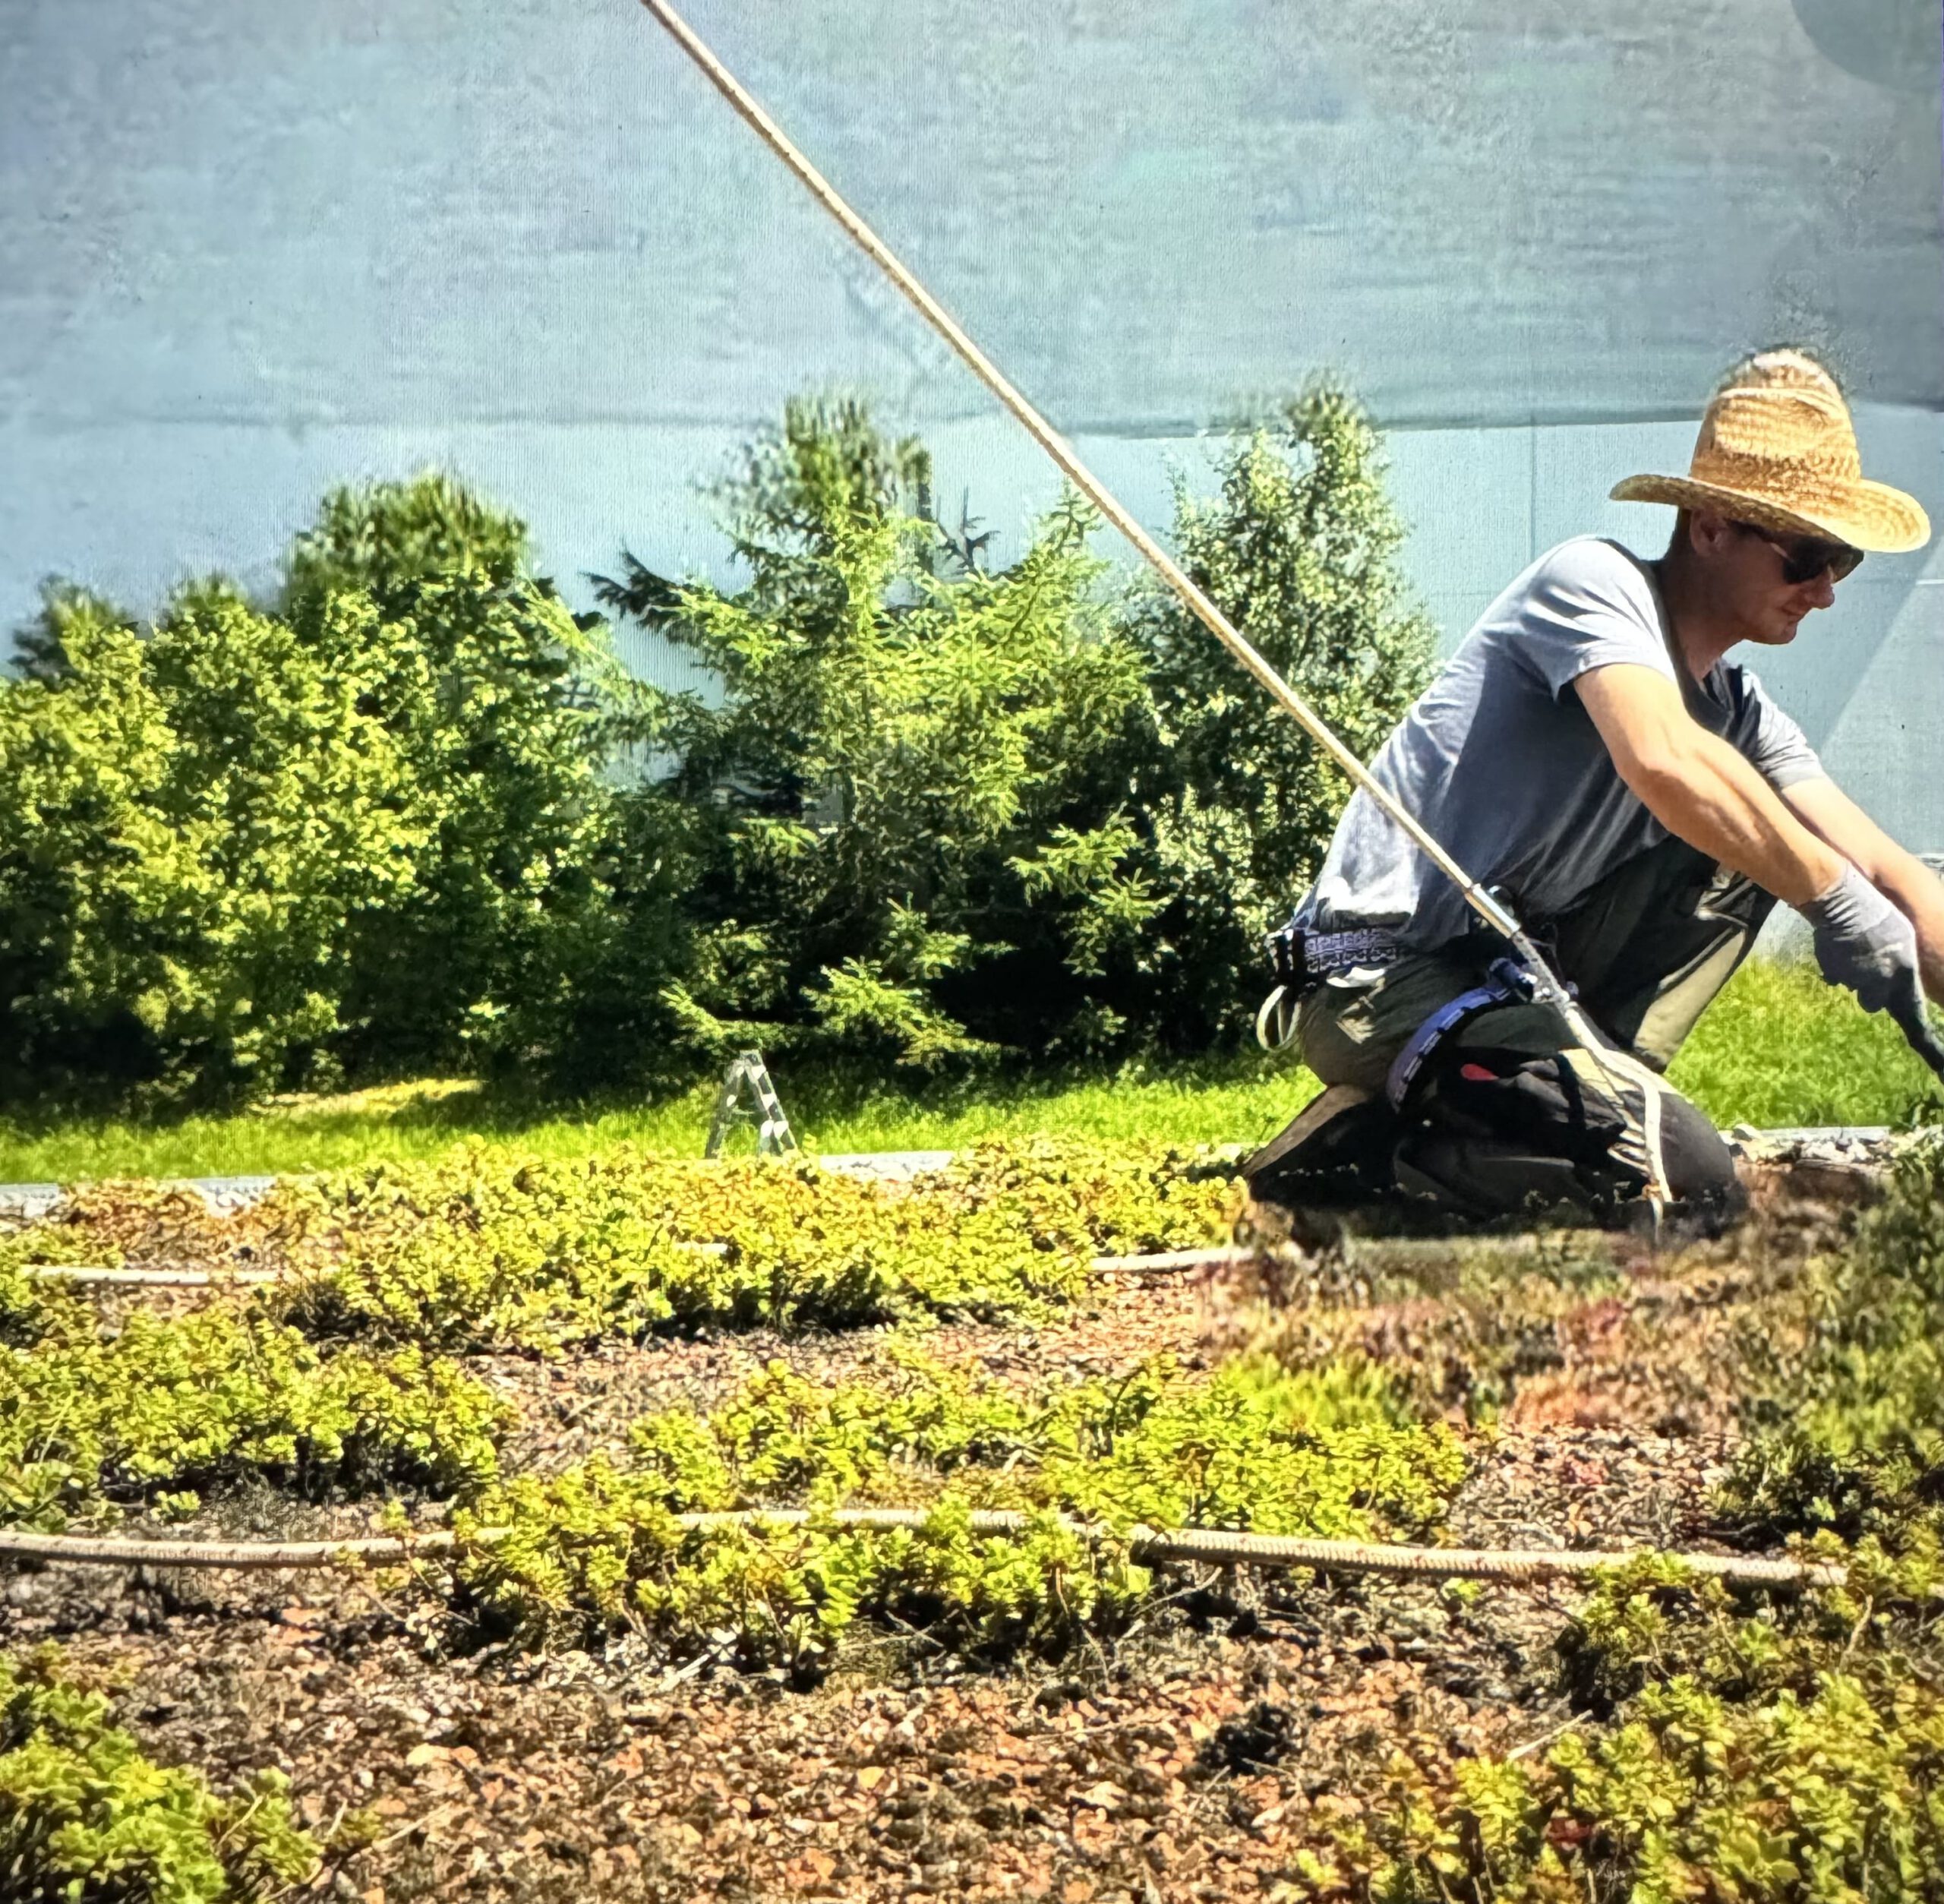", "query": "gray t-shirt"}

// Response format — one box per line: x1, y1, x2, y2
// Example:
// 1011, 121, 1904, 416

1295, 536, 1826, 951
